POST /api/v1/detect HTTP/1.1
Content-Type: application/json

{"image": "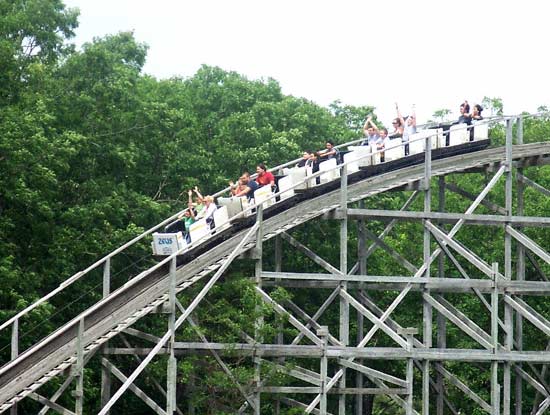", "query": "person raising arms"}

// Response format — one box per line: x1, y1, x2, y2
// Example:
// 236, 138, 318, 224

396, 102, 416, 156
